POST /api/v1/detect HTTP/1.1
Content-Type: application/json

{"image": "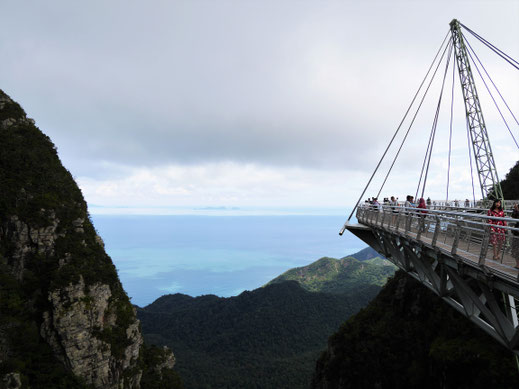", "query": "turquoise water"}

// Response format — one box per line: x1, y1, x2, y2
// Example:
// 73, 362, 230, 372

91, 215, 365, 306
